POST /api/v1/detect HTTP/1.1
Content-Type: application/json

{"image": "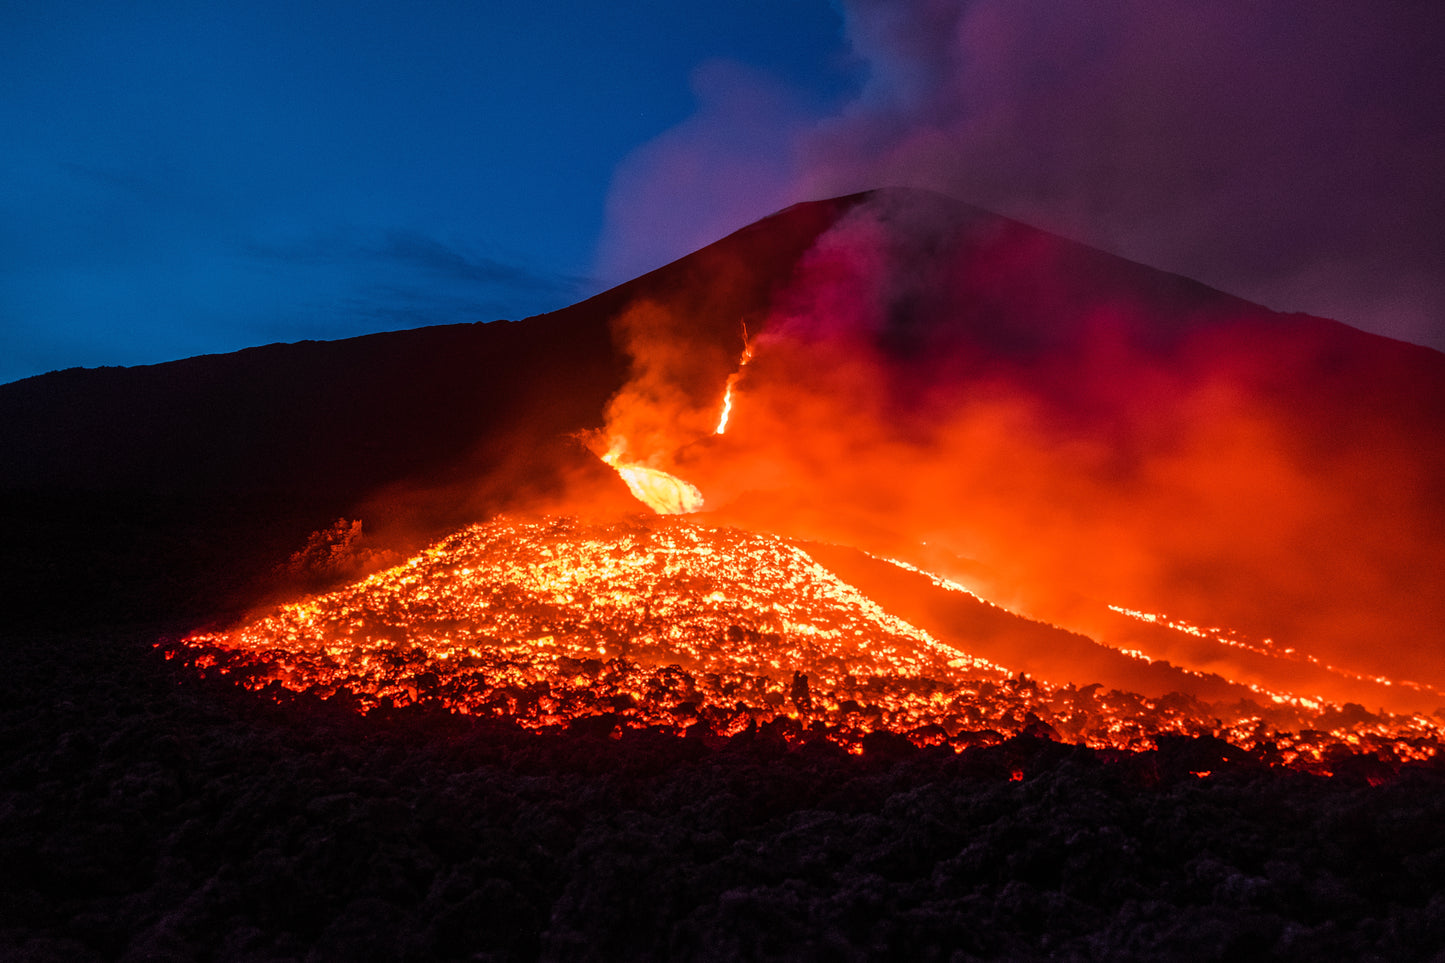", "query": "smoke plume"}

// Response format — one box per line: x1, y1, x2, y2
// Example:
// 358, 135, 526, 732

600, 0, 1445, 350
643, 191, 1445, 705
